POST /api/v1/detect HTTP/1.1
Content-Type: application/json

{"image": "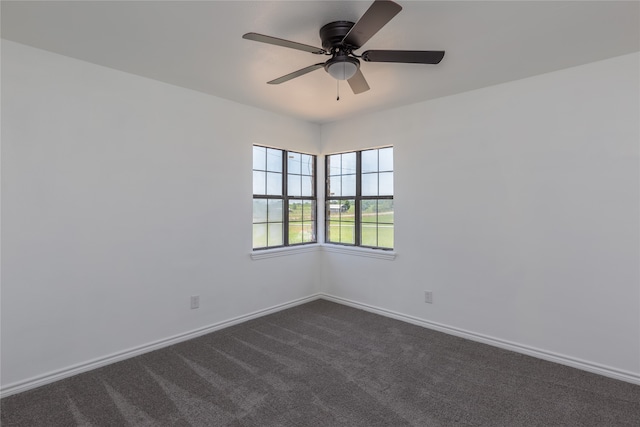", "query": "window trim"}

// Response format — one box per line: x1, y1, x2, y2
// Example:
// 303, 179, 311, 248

252, 145, 317, 250
250, 244, 321, 260
320, 243, 396, 260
